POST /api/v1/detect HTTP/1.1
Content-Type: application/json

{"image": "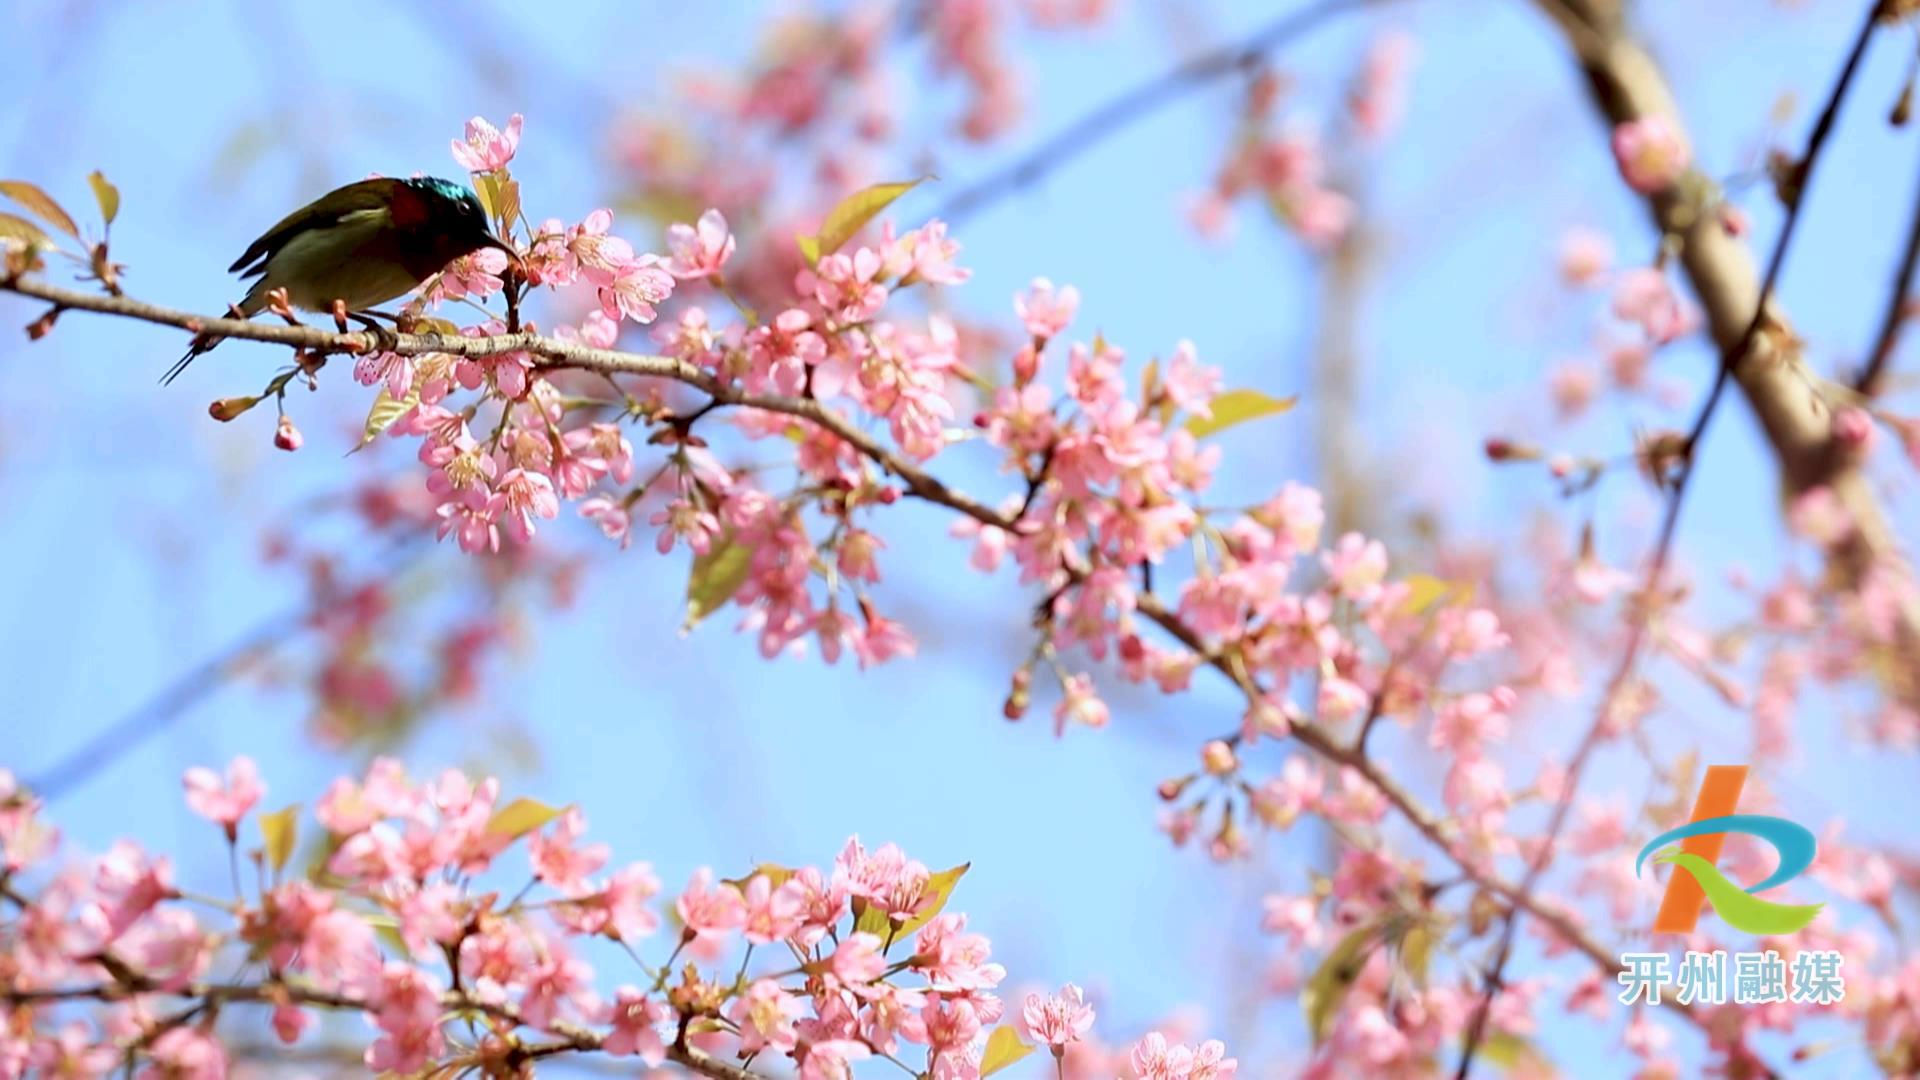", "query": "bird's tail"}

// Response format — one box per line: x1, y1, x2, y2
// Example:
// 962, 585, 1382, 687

163, 334, 219, 386
163, 294, 263, 386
